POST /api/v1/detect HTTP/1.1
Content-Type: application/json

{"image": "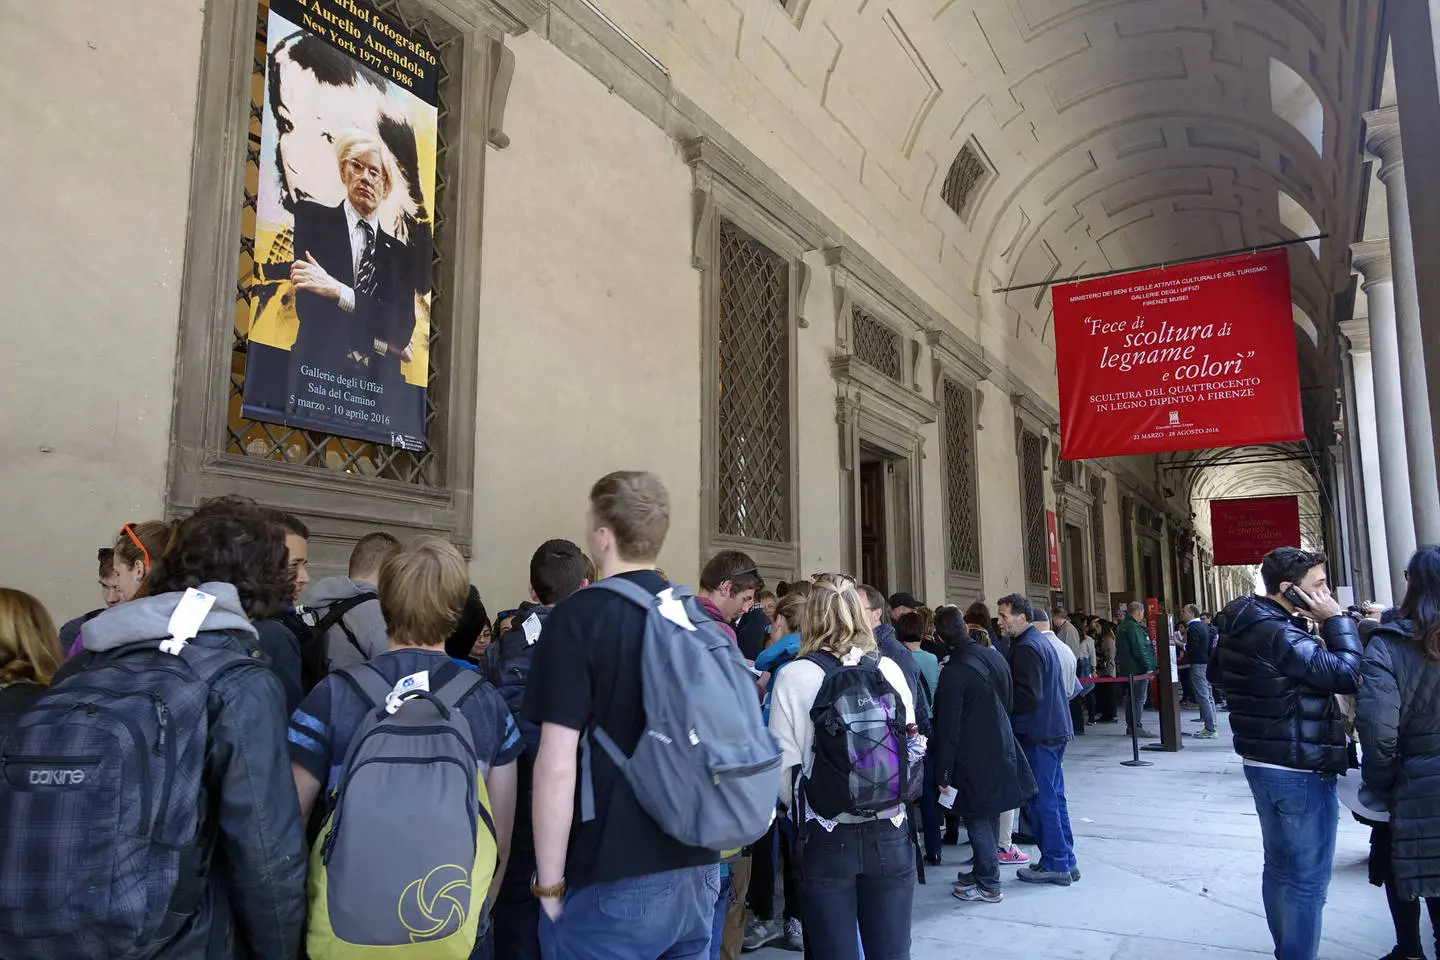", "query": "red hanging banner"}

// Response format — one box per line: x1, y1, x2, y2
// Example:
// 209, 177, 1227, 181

1052, 249, 1304, 460
1210, 496, 1302, 566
